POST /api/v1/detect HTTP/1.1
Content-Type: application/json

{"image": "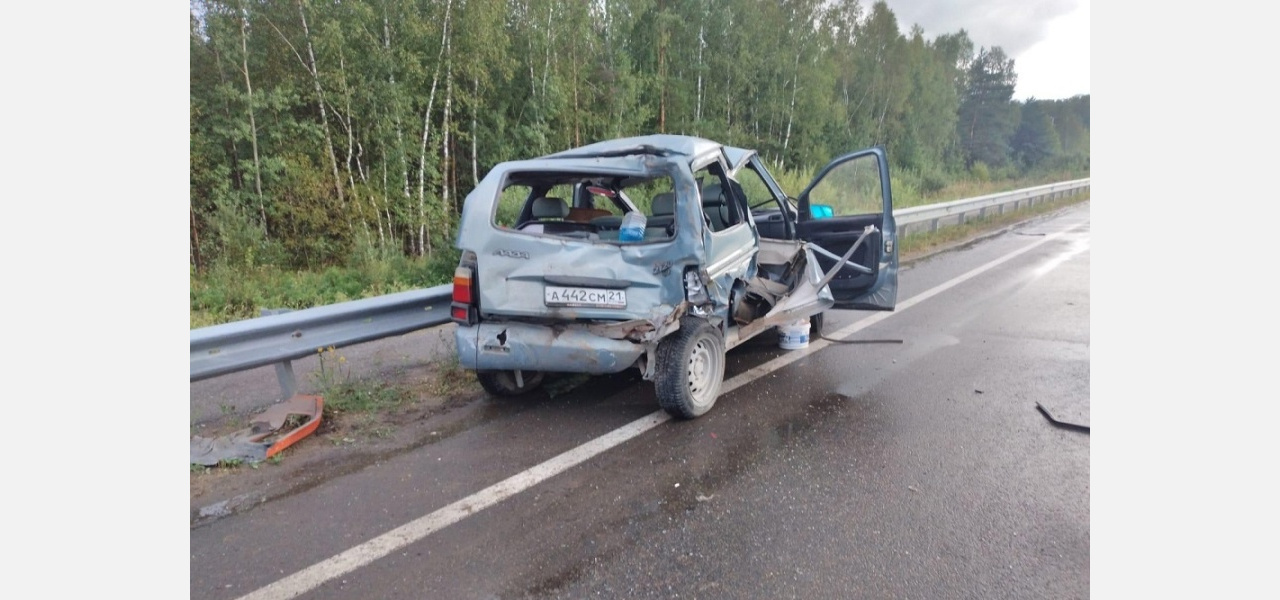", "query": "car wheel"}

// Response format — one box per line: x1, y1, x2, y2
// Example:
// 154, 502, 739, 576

809, 311, 825, 337
476, 370, 545, 397
655, 317, 726, 419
